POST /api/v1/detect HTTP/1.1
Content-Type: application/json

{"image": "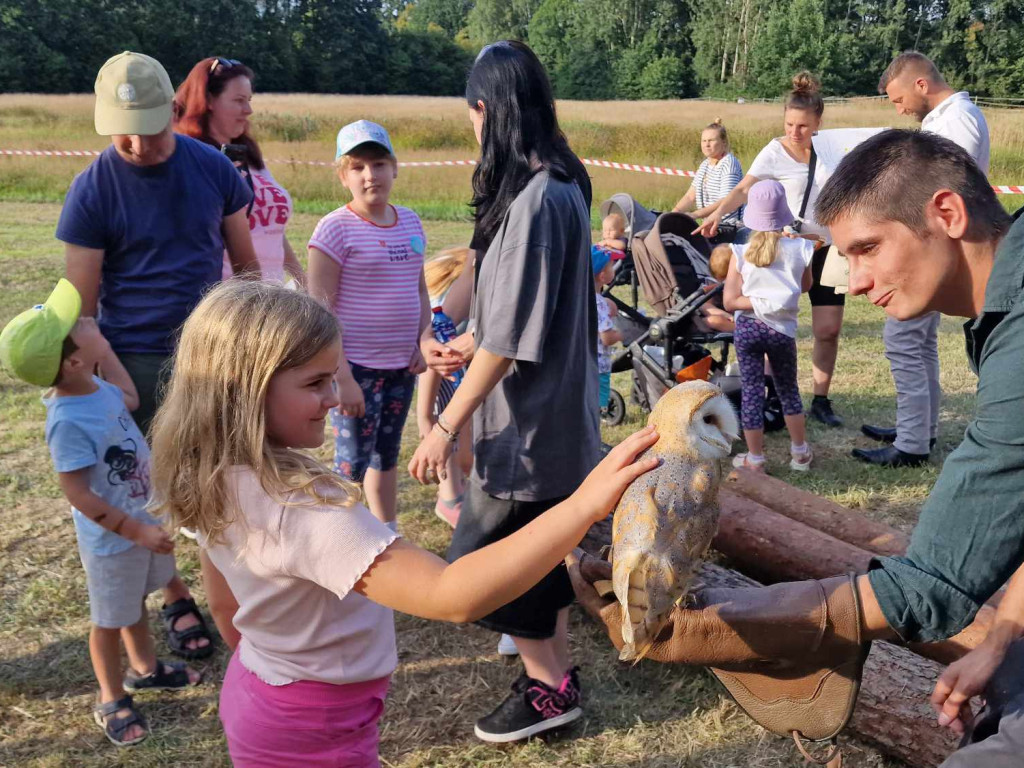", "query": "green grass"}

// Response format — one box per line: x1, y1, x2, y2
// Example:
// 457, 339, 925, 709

0, 197, 974, 766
